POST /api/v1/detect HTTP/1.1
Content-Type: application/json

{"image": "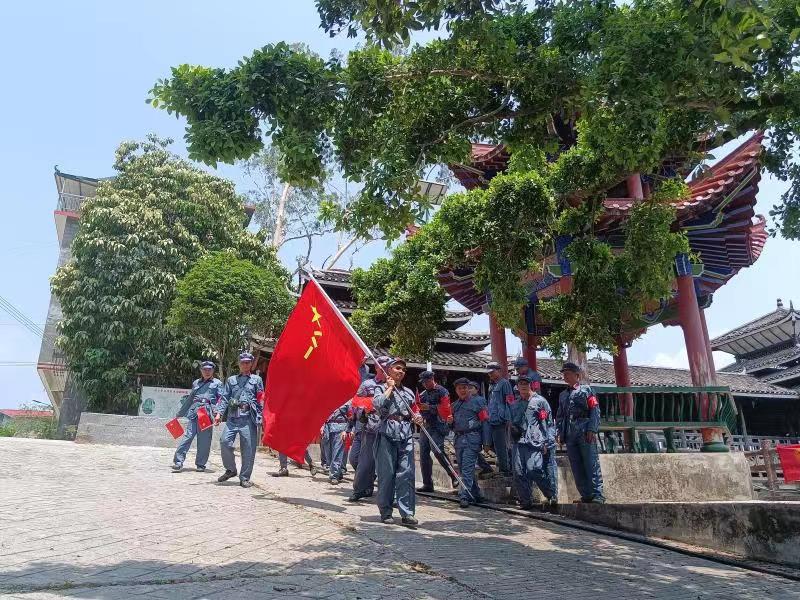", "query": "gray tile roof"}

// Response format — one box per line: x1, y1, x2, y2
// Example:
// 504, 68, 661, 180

532, 358, 797, 398
719, 344, 800, 374
710, 306, 797, 348
434, 330, 490, 343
